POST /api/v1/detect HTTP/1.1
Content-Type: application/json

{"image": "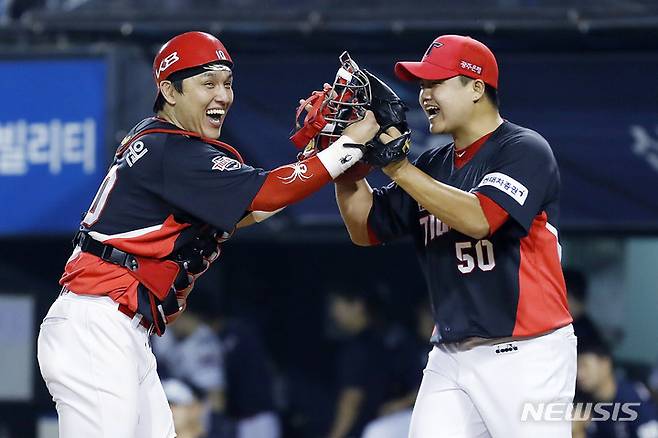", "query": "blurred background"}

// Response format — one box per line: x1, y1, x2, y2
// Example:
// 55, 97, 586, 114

1, 0, 658, 437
